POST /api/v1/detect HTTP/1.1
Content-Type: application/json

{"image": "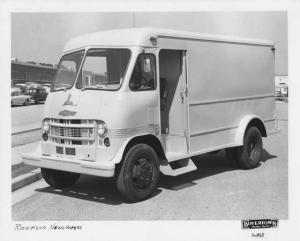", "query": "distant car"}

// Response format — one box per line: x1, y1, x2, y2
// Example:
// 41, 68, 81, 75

43, 87, 51, 93
11, 87, 20, 92
42, 84, 52, 93
13, 84, 26, 93
24, 87, 48, 104
11, 90, 32, 106
25, 82, 39, 88
14, 83, 26, 88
